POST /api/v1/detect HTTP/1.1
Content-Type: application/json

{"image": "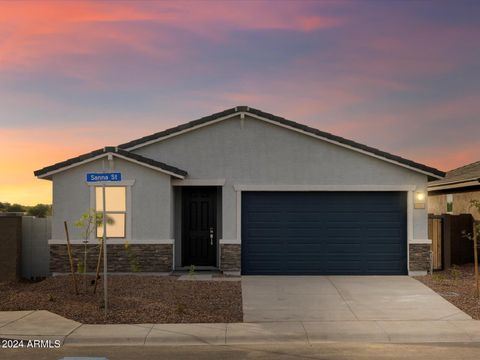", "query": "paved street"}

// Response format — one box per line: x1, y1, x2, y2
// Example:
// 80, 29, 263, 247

3, 343, 480, 360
